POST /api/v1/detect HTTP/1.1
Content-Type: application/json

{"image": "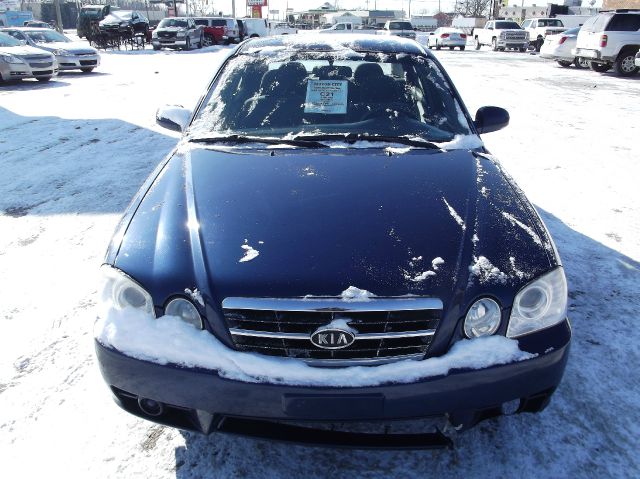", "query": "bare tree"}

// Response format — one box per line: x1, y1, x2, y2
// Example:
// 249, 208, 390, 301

454, 0, 491, 18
